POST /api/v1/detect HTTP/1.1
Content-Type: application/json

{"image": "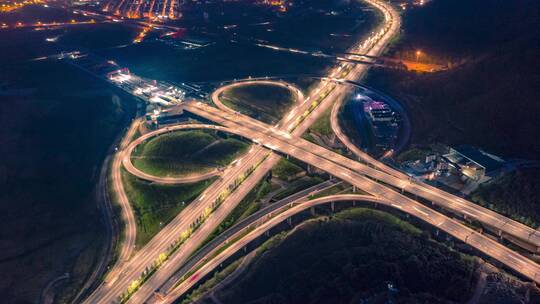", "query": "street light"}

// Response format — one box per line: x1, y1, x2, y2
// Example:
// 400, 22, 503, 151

415, 50, 422, 62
